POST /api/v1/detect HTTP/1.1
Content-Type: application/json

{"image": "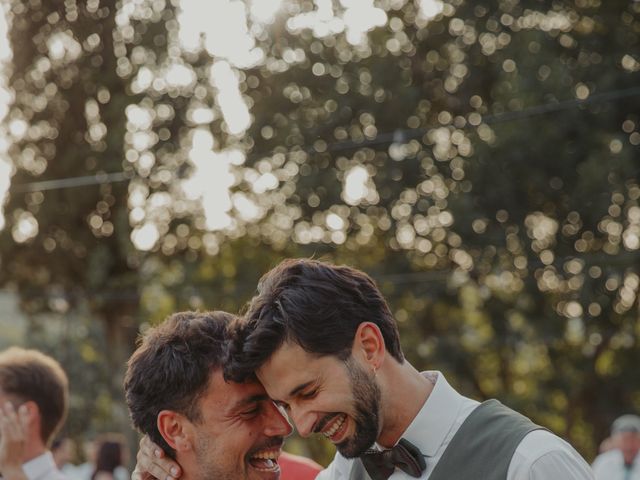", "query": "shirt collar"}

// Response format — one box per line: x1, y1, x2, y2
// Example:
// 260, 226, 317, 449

400, 371, 465, 457
22, 451, 59, 480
